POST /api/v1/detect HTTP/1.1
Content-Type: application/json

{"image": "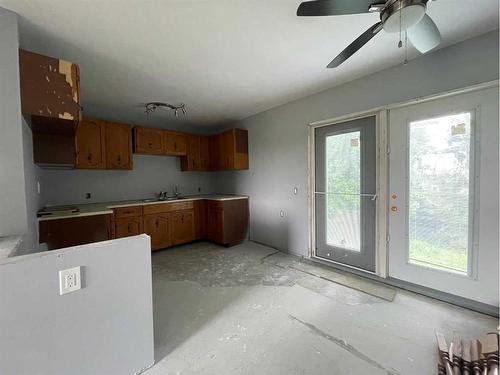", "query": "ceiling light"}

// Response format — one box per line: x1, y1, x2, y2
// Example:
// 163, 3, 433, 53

382, 3, 426, 33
